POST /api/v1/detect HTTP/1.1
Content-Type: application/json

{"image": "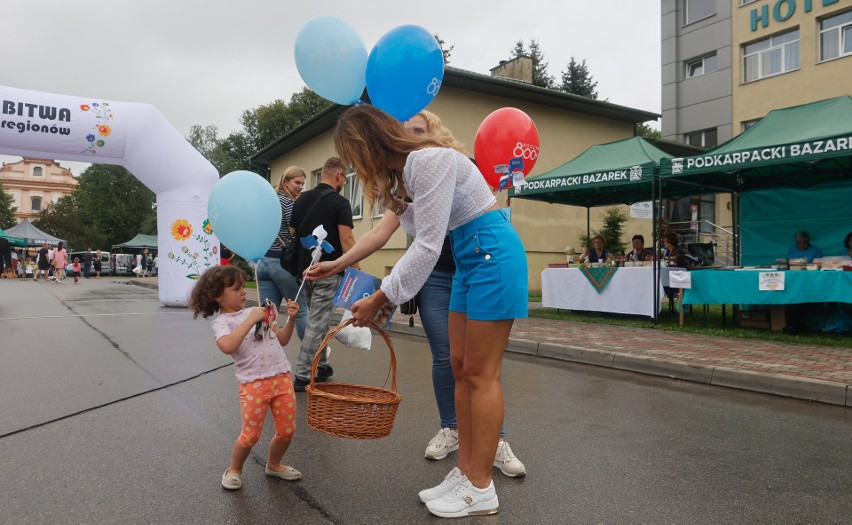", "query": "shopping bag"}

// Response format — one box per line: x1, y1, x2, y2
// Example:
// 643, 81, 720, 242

132, 265, 143, 275
334, 310, 372, 350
